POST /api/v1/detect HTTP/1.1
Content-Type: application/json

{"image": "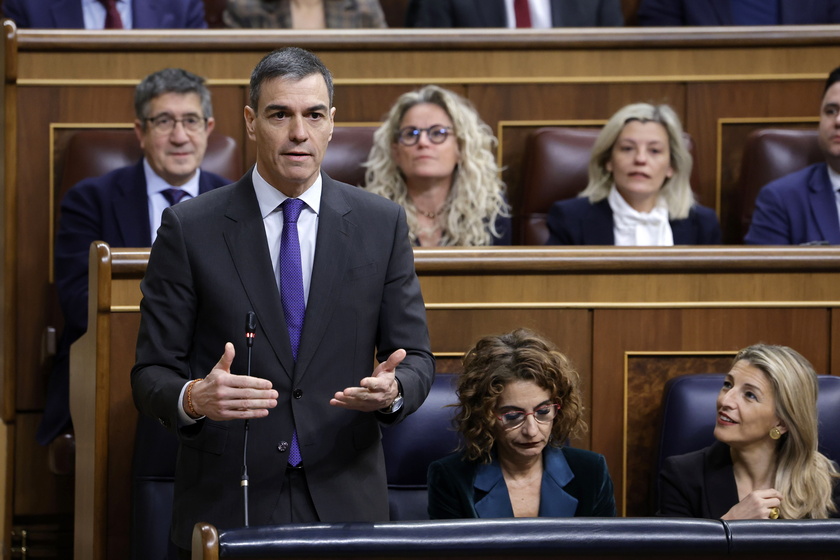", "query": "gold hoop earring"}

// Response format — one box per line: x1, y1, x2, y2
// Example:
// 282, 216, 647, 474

769, 427, 782, 440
